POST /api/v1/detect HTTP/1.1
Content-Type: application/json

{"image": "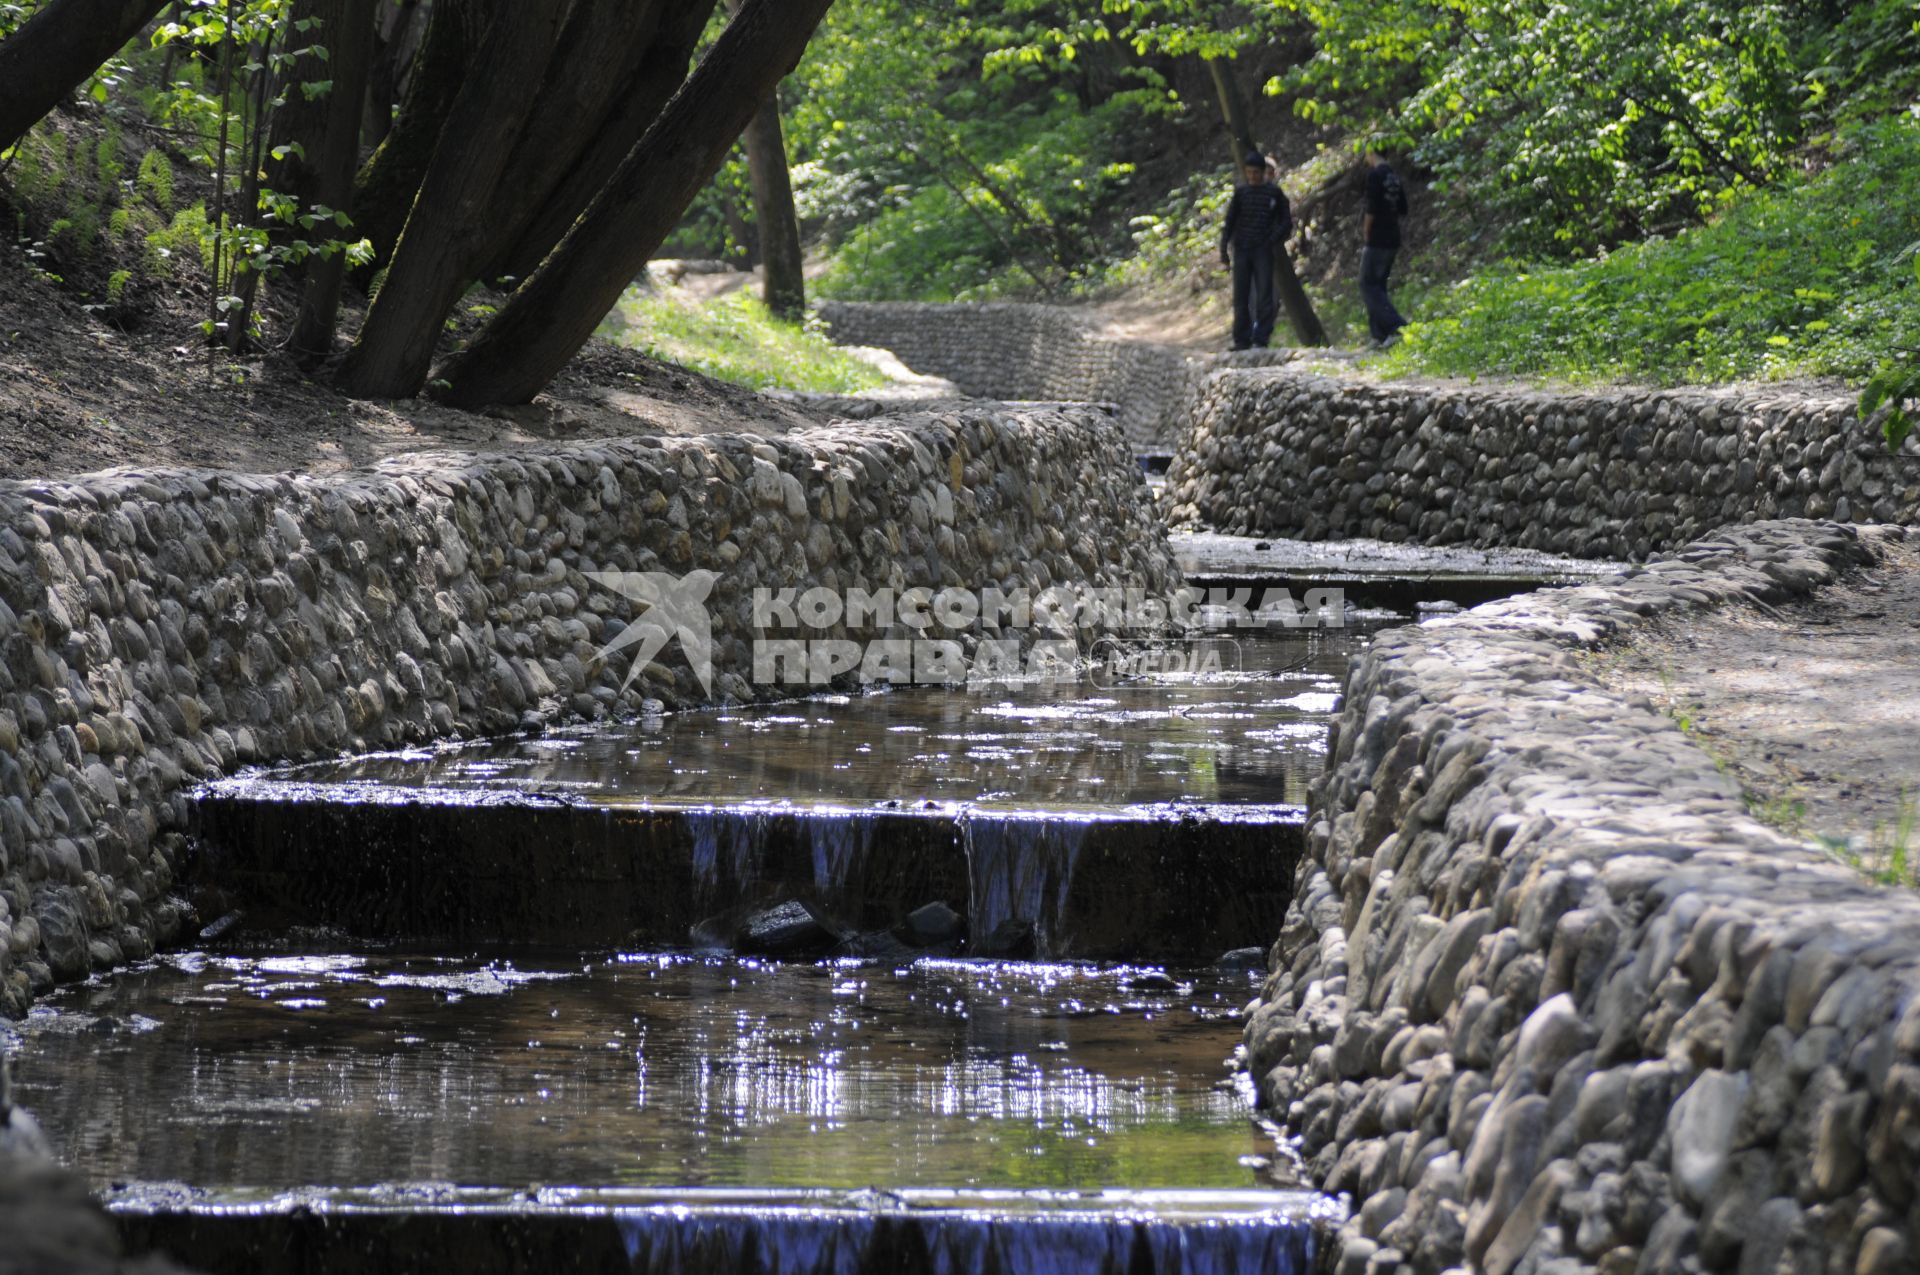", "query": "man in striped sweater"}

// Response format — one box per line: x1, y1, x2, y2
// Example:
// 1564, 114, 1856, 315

1219, 150, 1293, 350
